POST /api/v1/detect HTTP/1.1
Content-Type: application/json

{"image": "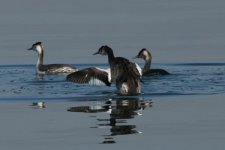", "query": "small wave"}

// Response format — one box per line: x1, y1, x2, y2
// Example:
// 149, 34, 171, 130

0, 64, 225, 102
170, 62, 225, 66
